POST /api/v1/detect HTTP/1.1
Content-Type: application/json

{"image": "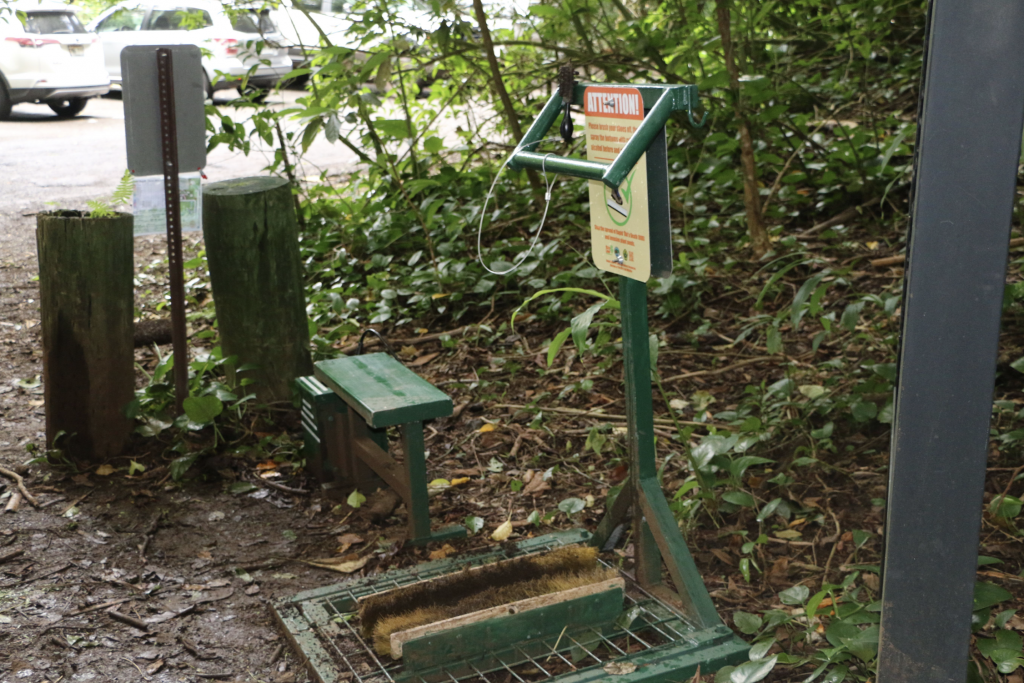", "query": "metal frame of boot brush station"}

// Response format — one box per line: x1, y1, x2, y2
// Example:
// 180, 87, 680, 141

273, 82, 750, 683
